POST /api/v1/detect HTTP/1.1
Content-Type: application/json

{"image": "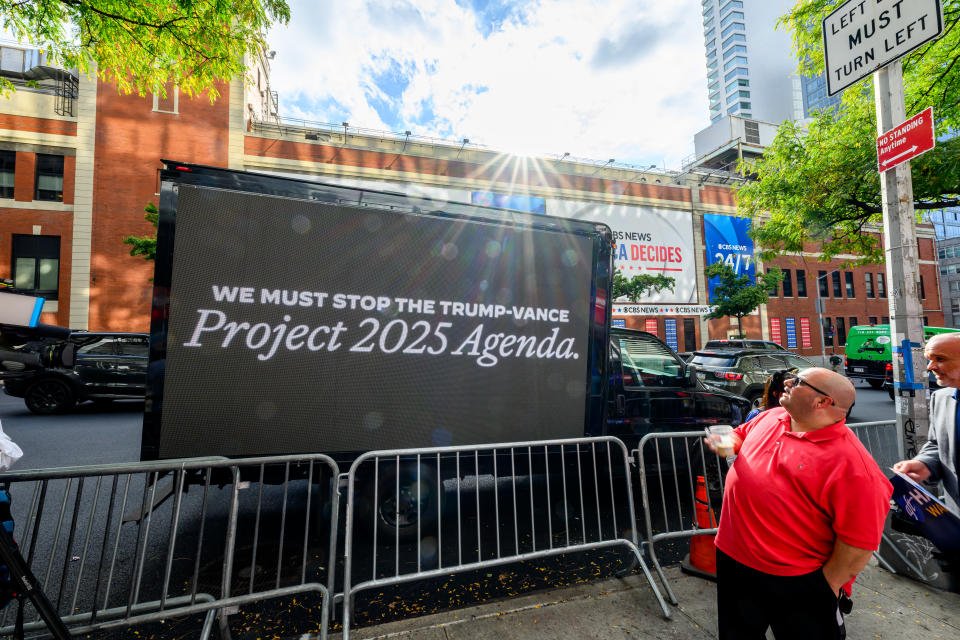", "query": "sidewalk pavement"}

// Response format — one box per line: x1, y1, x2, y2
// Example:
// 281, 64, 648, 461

335, 561, 960, 640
